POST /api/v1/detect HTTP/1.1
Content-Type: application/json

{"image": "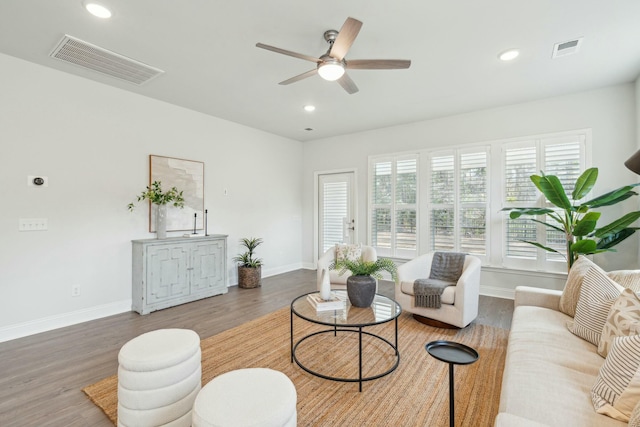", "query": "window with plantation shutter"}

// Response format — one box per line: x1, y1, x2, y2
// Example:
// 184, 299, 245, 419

430, 154, 455, 251
428, 149, 488, 257
460, 151, 487, 255
321, 180, 348, 253
504, 144, 538, 259
370, 156, 418, 258
503, 135, 585, 269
